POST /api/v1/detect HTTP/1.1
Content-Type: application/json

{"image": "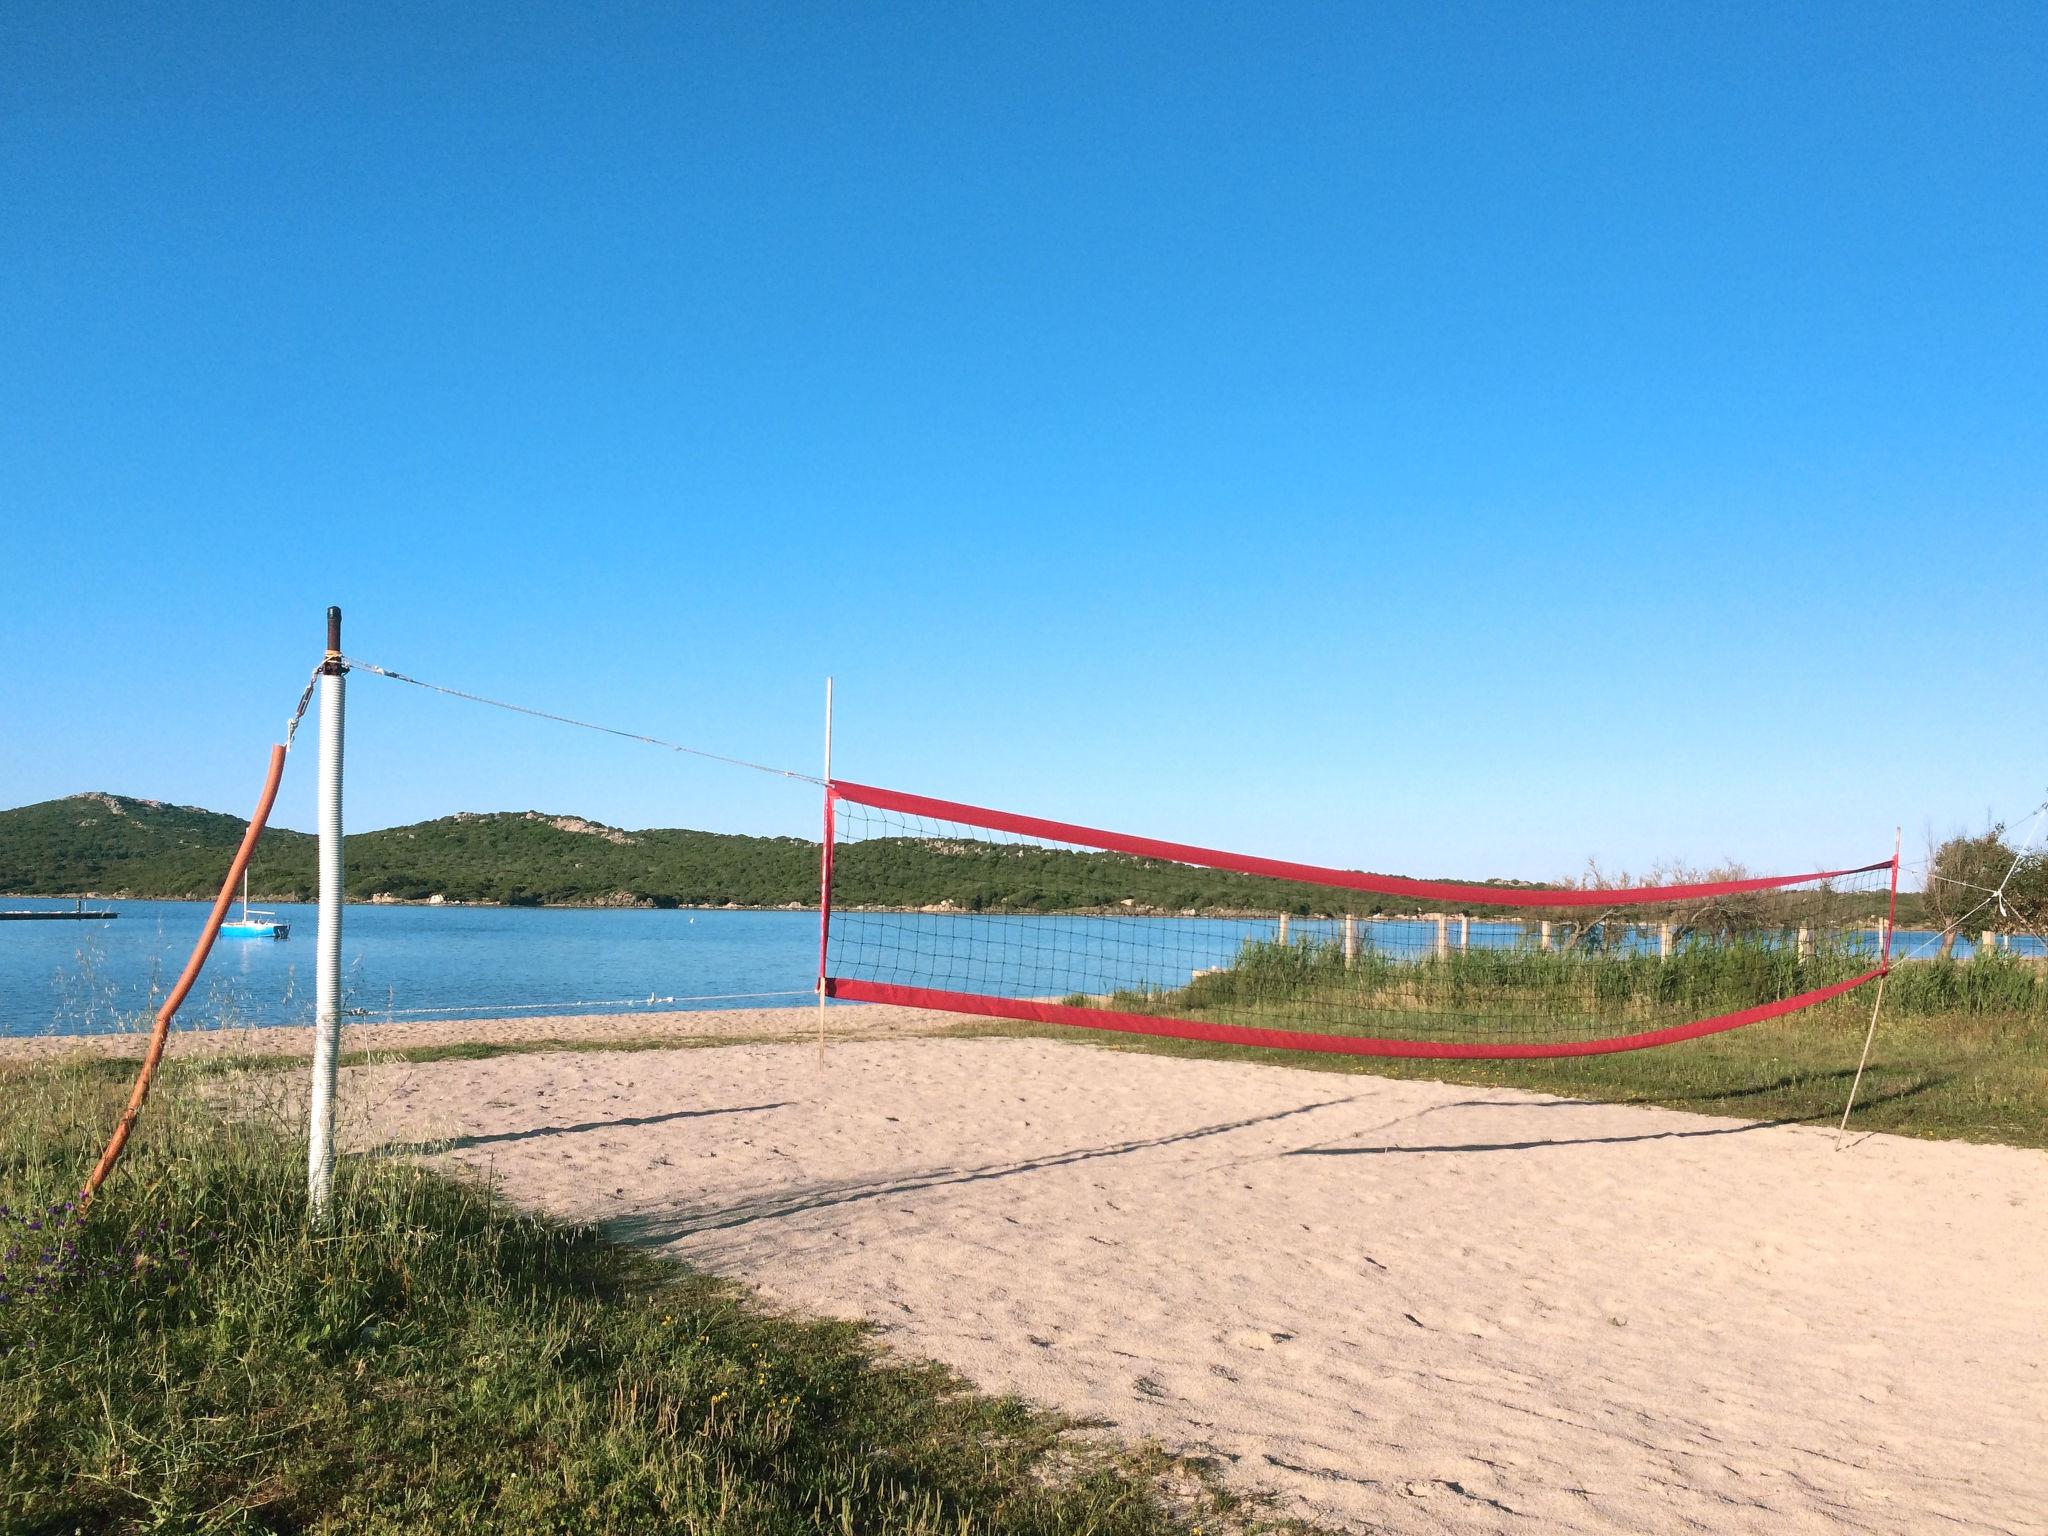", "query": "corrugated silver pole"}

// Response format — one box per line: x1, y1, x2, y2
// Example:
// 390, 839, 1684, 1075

817, 676, 833, 1062
308, 606, 347, 1219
